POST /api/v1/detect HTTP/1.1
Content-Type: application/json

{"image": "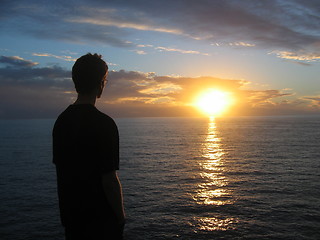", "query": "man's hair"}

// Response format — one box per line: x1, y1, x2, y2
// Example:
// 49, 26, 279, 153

72, 53, 108, 95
